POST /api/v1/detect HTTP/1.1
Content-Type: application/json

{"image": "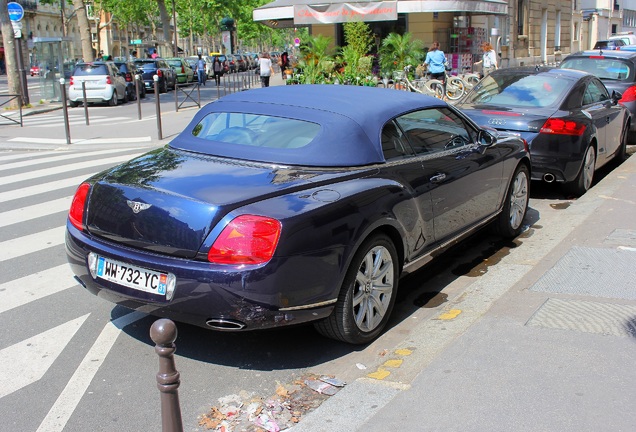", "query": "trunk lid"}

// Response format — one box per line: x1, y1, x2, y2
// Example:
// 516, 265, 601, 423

85, 147, 362, 258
